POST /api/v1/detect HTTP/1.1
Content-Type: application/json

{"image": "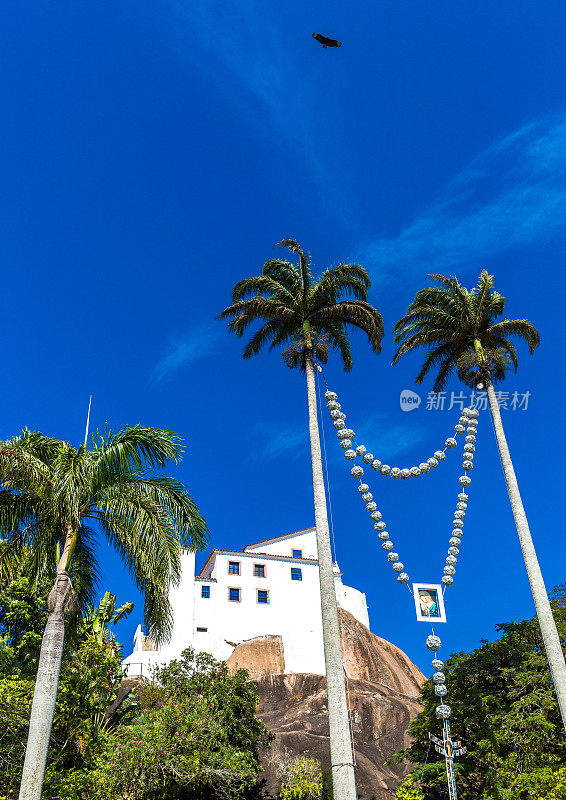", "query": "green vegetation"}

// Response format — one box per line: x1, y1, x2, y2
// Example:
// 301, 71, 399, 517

0, 426, 208, 797
0, 569, 272, 799
395, 586, 566, 800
